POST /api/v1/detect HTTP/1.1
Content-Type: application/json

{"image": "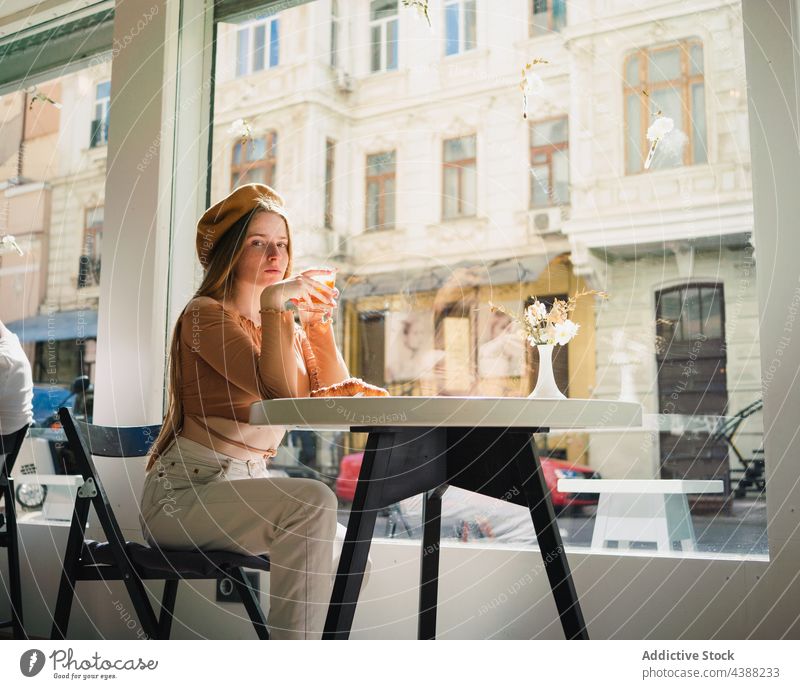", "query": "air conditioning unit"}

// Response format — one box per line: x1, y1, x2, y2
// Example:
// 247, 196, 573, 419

335, 69, 354, 93
527, 206, 564, 237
